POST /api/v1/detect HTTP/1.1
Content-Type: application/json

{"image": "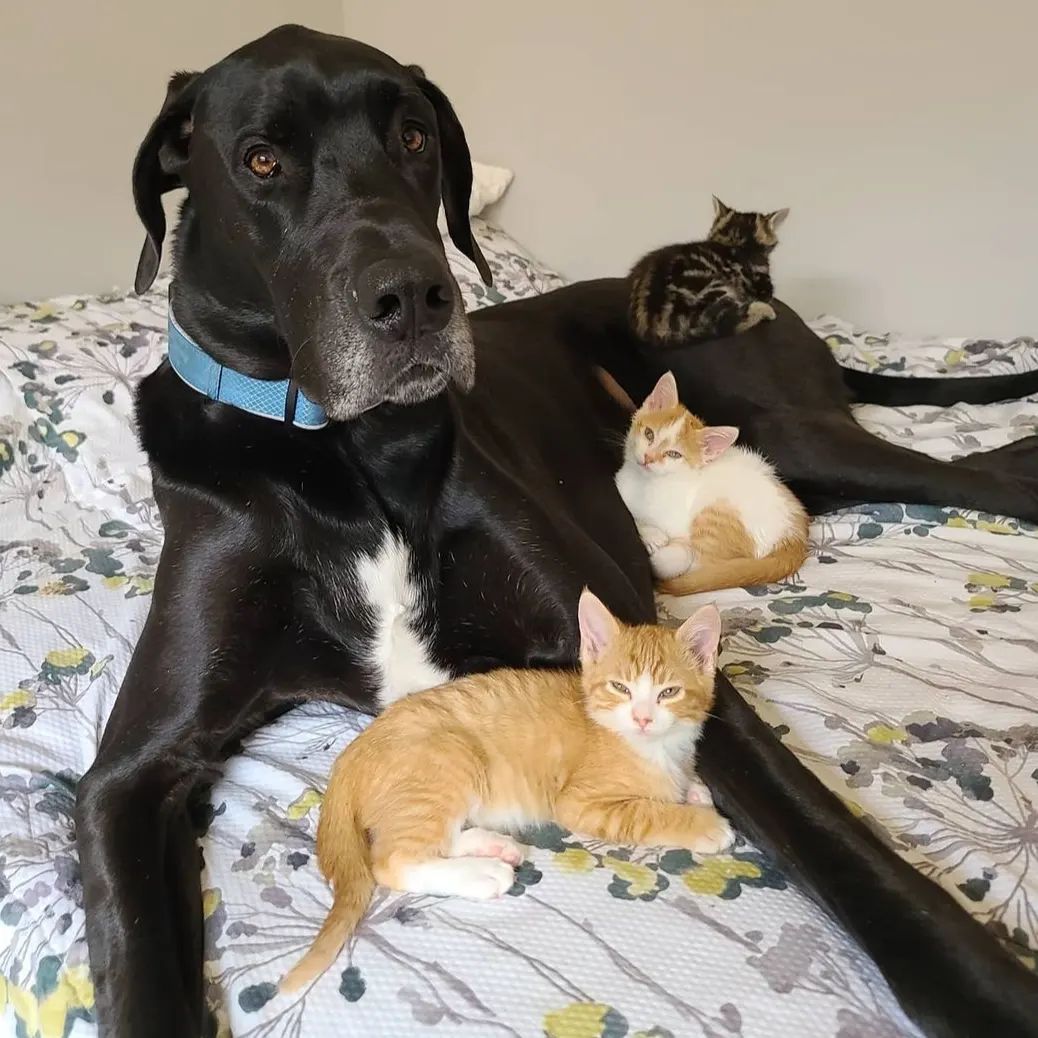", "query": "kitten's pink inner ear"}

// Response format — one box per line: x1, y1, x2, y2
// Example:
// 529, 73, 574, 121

578, 590, 620, 662
700, 426, 739, 462
677, 605, 722, 672
643, 371, 679, 412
